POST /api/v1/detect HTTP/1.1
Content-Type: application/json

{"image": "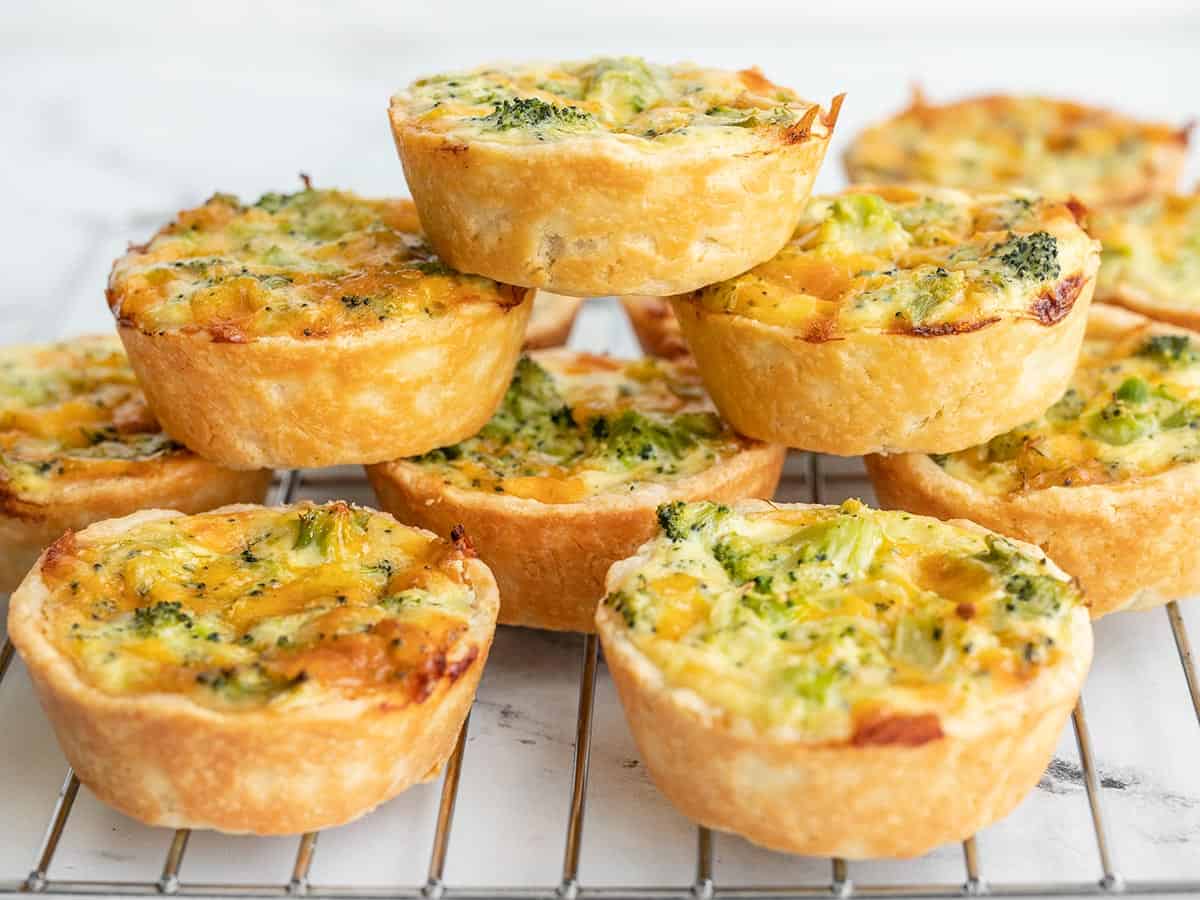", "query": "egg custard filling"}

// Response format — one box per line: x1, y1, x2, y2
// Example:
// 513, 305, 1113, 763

935, 323, 1200, 494
411, 352, 748, 503
604, 499, 1082, 740
396, 57, 836, 146
1093, 193, 1200, 312
689, 187, 1094, 338
0, 336, 182, 504
846, 95, 1186, 201
107, 188, 525, 342
38, 502, 481, 709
